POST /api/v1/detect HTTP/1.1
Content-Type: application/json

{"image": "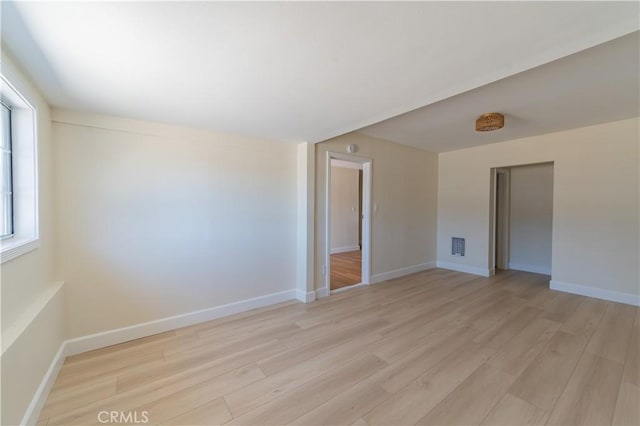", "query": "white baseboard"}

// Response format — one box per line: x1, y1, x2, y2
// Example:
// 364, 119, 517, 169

371, 262, 436, 284
64, 289, 297, 356
315, 287, 330, 298
436, 261, 491, 277
296, 289, 316, 303
550, 280, 640, 307
509, 262, 551, 275
21, 343, 68, 426
330, 246, 360, 254
330, 282, 366, 294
